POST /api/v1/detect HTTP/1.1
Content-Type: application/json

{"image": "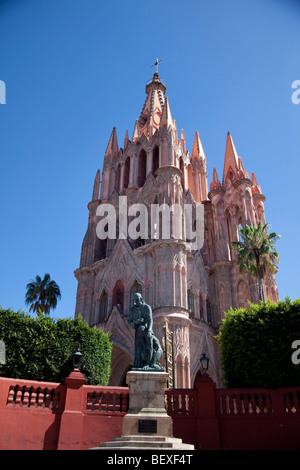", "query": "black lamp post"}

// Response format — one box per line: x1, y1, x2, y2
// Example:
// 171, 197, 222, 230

200, 353, 209, 374
73, 349, 83, 369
